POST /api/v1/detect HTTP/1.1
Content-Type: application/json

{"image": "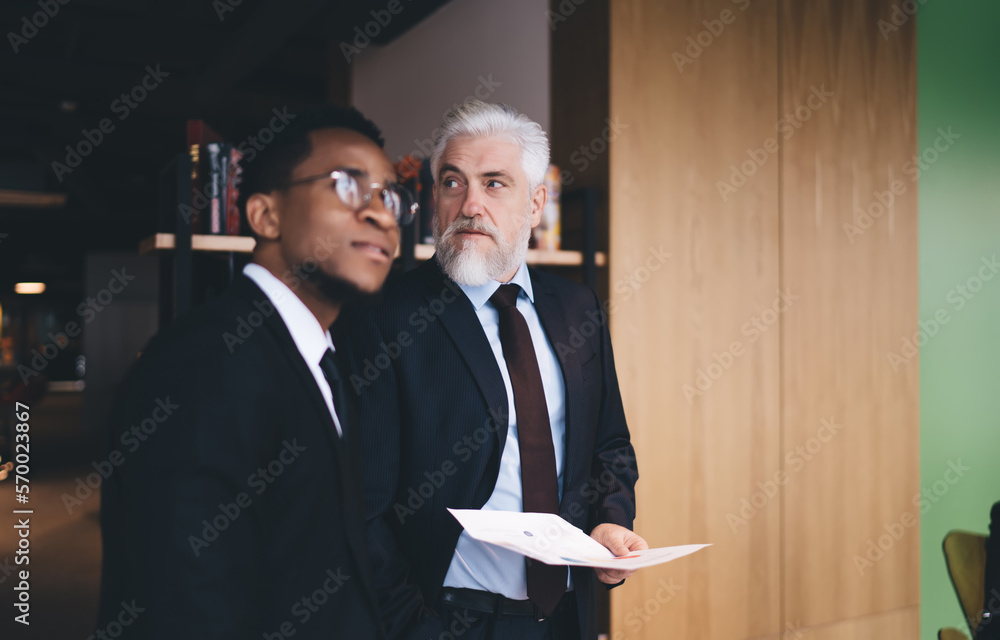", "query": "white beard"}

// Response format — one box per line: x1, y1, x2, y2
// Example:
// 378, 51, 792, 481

434, 211, 532, 286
